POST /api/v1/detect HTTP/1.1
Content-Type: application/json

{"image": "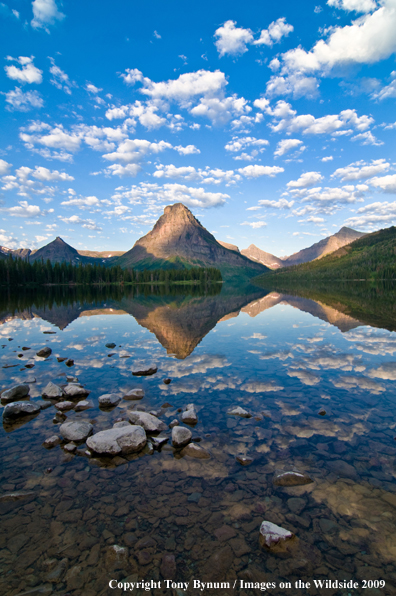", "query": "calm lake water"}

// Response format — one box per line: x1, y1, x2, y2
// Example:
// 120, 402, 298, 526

0, 283, 395, 596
